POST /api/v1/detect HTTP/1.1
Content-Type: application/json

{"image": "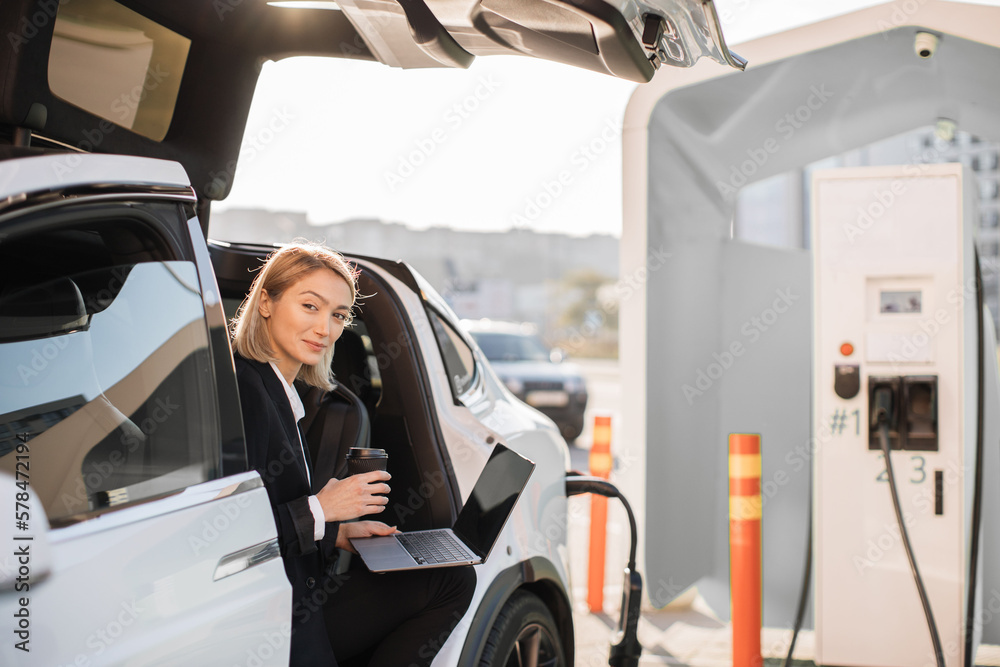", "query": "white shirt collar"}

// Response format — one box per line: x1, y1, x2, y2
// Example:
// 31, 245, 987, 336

268, 361, 305, 423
